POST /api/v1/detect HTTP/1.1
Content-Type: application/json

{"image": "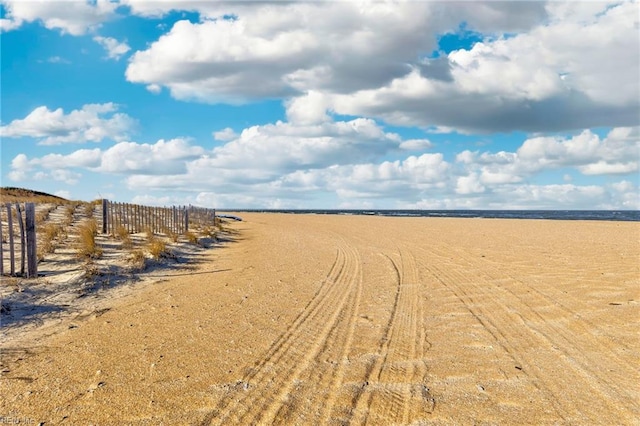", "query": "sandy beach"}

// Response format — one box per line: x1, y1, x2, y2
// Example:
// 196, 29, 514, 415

1, 213, 638, 425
